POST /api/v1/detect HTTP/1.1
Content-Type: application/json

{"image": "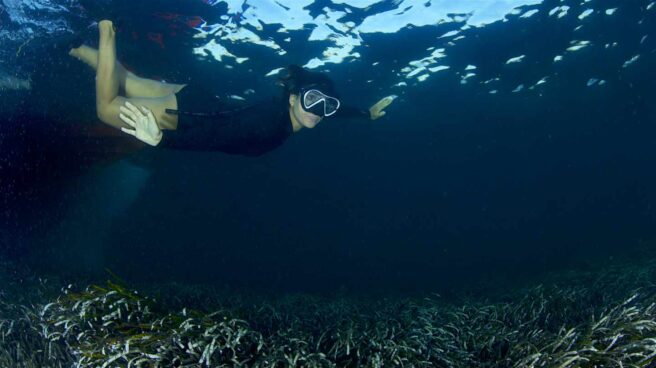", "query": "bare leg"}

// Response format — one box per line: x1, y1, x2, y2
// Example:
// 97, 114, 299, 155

95, 20, 179, 130
70, 44, 184, 98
